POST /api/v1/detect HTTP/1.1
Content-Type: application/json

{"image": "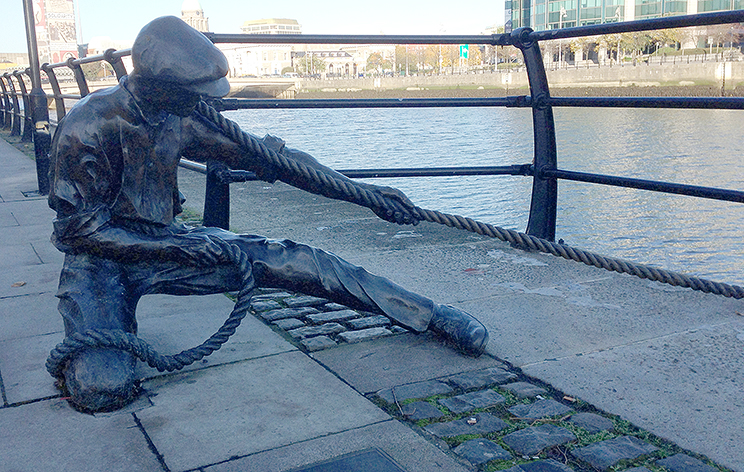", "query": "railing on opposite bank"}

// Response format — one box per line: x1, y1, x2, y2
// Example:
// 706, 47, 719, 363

2, 10, 743, 266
